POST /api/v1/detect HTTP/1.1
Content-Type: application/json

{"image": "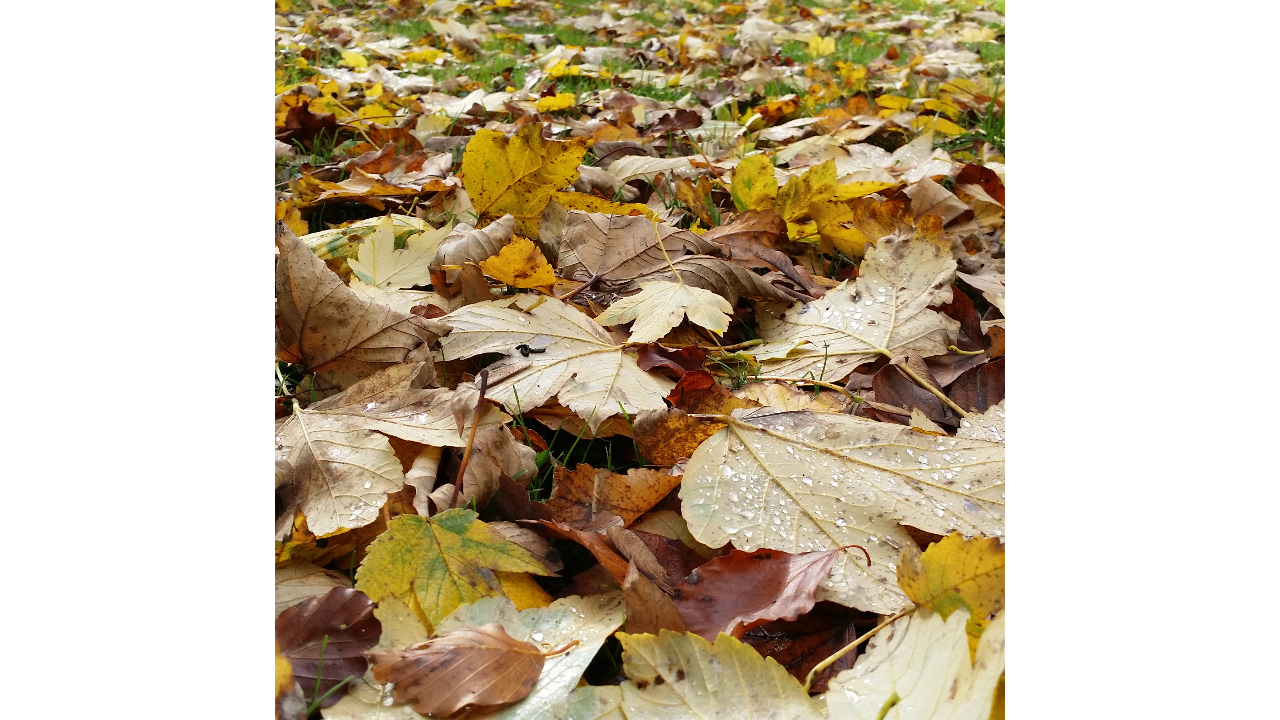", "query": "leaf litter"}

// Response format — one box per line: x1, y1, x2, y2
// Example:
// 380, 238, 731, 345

273, 0, 1005, 716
